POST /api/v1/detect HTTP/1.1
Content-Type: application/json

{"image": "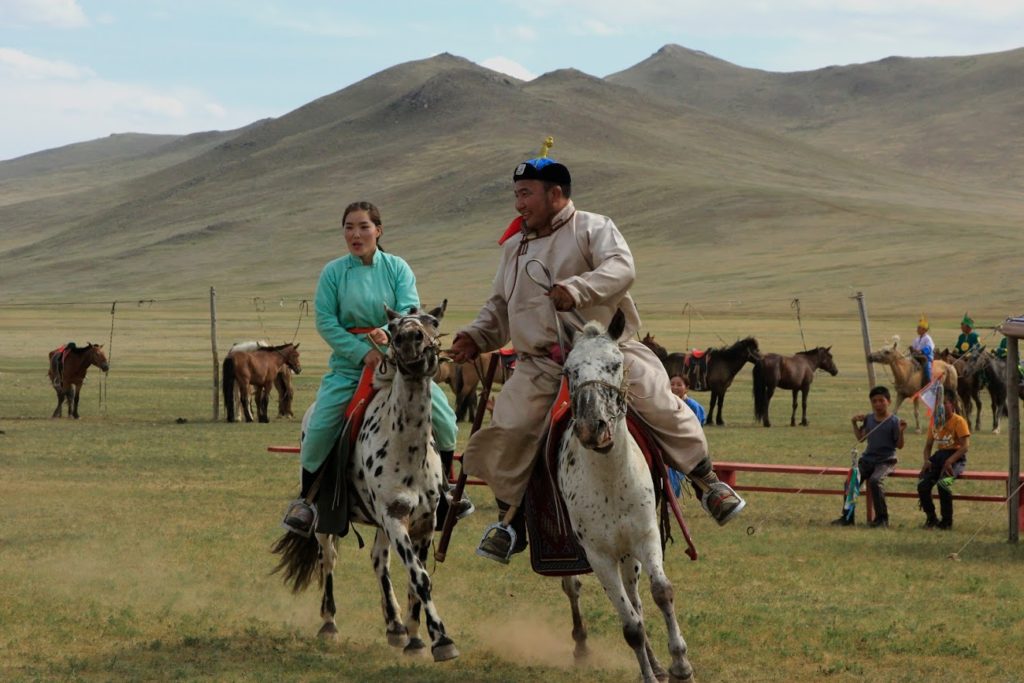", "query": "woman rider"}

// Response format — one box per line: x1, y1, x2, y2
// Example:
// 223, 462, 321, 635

283, 201, 471, 535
